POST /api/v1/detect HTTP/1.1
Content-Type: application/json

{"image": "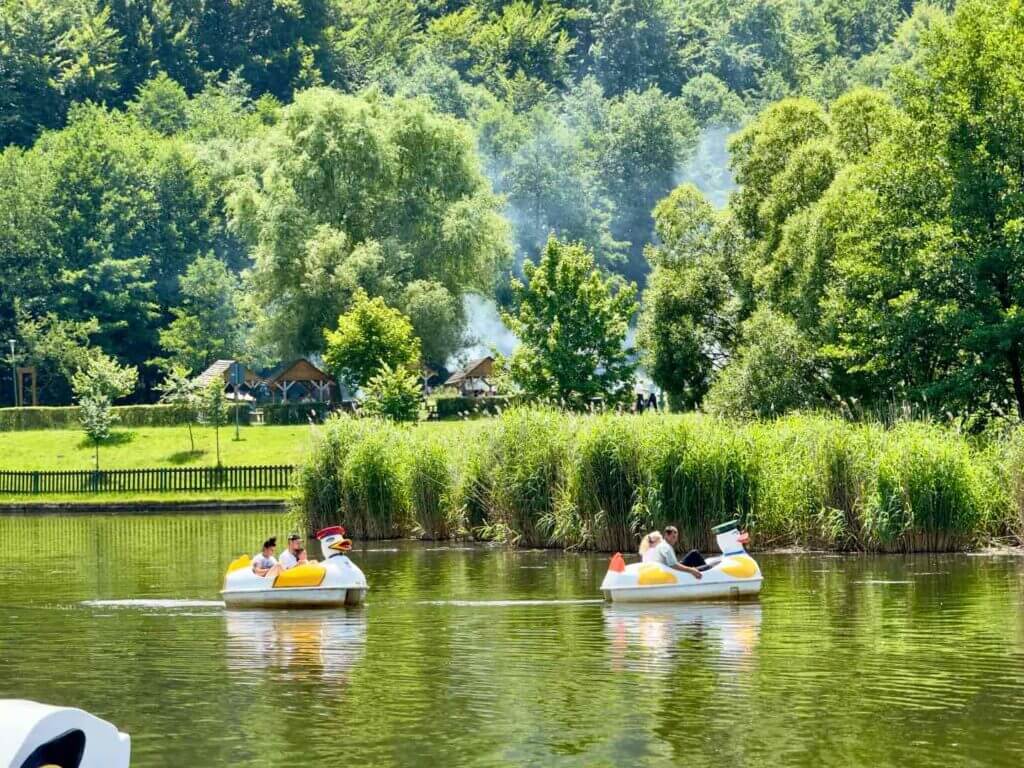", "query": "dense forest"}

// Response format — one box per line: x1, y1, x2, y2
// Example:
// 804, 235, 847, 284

6, 0, 1022, 426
